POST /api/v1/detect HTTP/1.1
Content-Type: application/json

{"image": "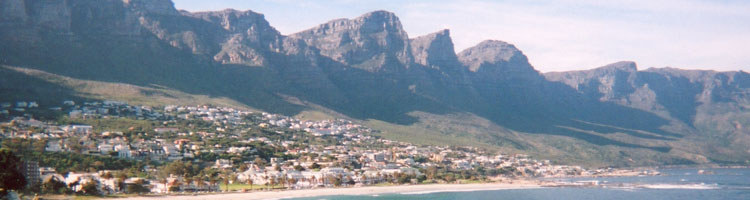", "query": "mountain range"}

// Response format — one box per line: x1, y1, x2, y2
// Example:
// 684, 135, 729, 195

2, 0, 749, 167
